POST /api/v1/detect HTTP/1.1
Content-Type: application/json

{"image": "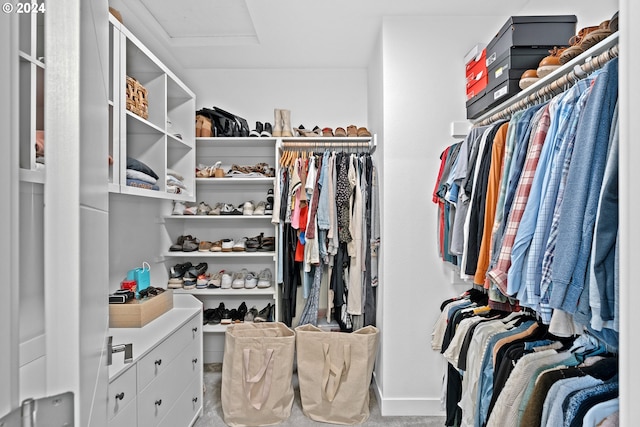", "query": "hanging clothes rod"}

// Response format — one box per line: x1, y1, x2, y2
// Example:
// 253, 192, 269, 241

474, 33, 619, 127
278, 134, 377, 153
